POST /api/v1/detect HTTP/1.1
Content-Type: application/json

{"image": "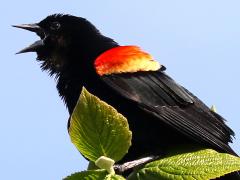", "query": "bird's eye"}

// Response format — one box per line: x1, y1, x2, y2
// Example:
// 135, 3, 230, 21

50, 22, 61, 31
